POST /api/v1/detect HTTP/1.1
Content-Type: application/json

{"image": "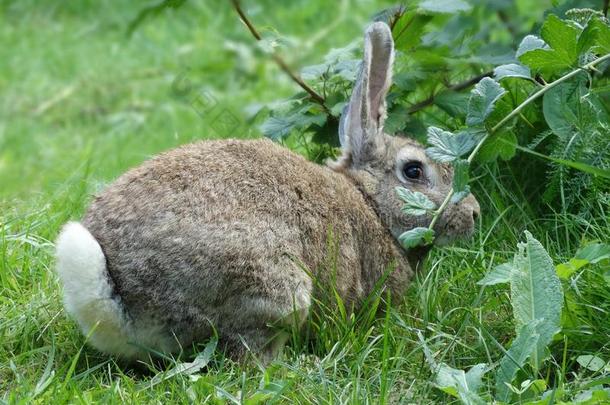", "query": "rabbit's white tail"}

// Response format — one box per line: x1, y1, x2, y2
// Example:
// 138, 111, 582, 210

55, 222, 137, 358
